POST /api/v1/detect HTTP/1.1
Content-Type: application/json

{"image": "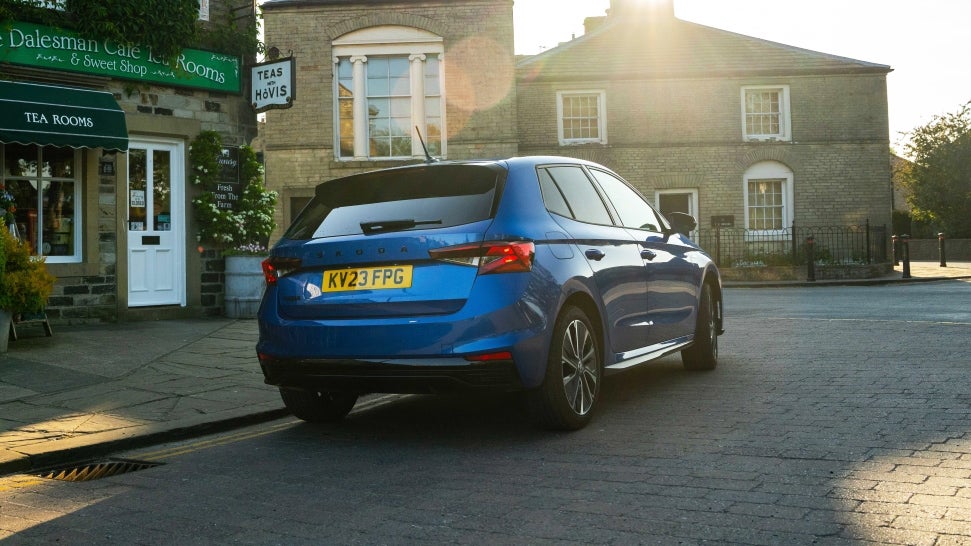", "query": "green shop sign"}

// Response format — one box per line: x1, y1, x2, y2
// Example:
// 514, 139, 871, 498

0, 21, 240, 94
